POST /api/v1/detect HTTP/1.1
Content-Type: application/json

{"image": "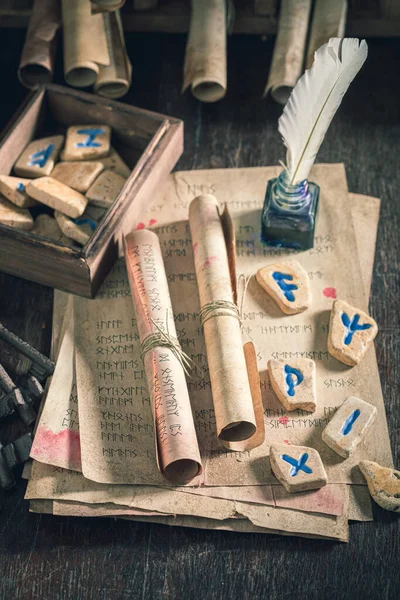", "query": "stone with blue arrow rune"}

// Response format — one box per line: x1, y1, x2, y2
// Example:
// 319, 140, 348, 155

256, 259, 311, 314
322, 396, 377, 458
268, 358, 316, 412
328, 299, 378, 366
270, 443, 327, 493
